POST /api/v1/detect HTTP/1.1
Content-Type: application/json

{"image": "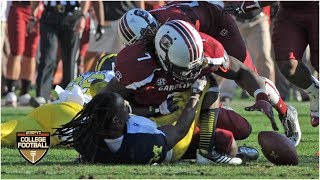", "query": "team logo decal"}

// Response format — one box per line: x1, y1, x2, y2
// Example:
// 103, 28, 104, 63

156, 78, 167, 86
17, 131, 50, 165
159, 35, 173, 52
220, 28, 228, 36
115, 70, 122, 80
